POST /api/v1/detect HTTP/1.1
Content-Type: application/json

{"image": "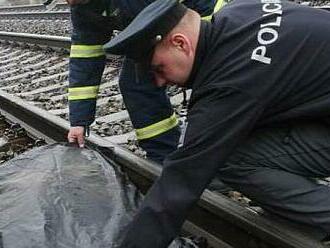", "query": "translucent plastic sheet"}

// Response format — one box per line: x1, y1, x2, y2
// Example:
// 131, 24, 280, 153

0, 144, 206, 248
